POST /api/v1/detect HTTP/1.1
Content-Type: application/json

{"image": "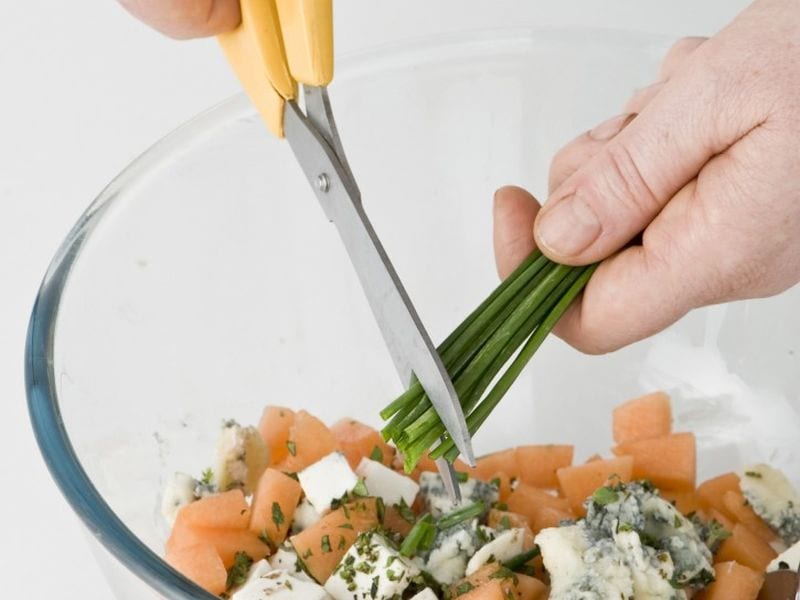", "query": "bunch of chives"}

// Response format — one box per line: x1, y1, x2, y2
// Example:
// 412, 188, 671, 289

380, 250, 596, 472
